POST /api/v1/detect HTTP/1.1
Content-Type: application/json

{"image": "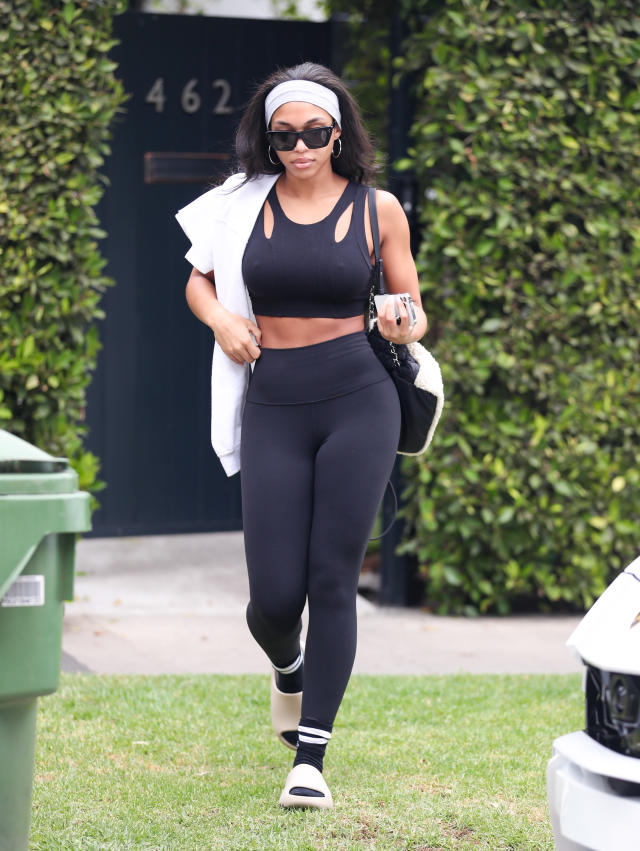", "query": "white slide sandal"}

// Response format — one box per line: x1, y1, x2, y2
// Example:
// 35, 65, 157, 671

270, 641, 304, 751
270, 669, 302, 751
279, 763, 333, 809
